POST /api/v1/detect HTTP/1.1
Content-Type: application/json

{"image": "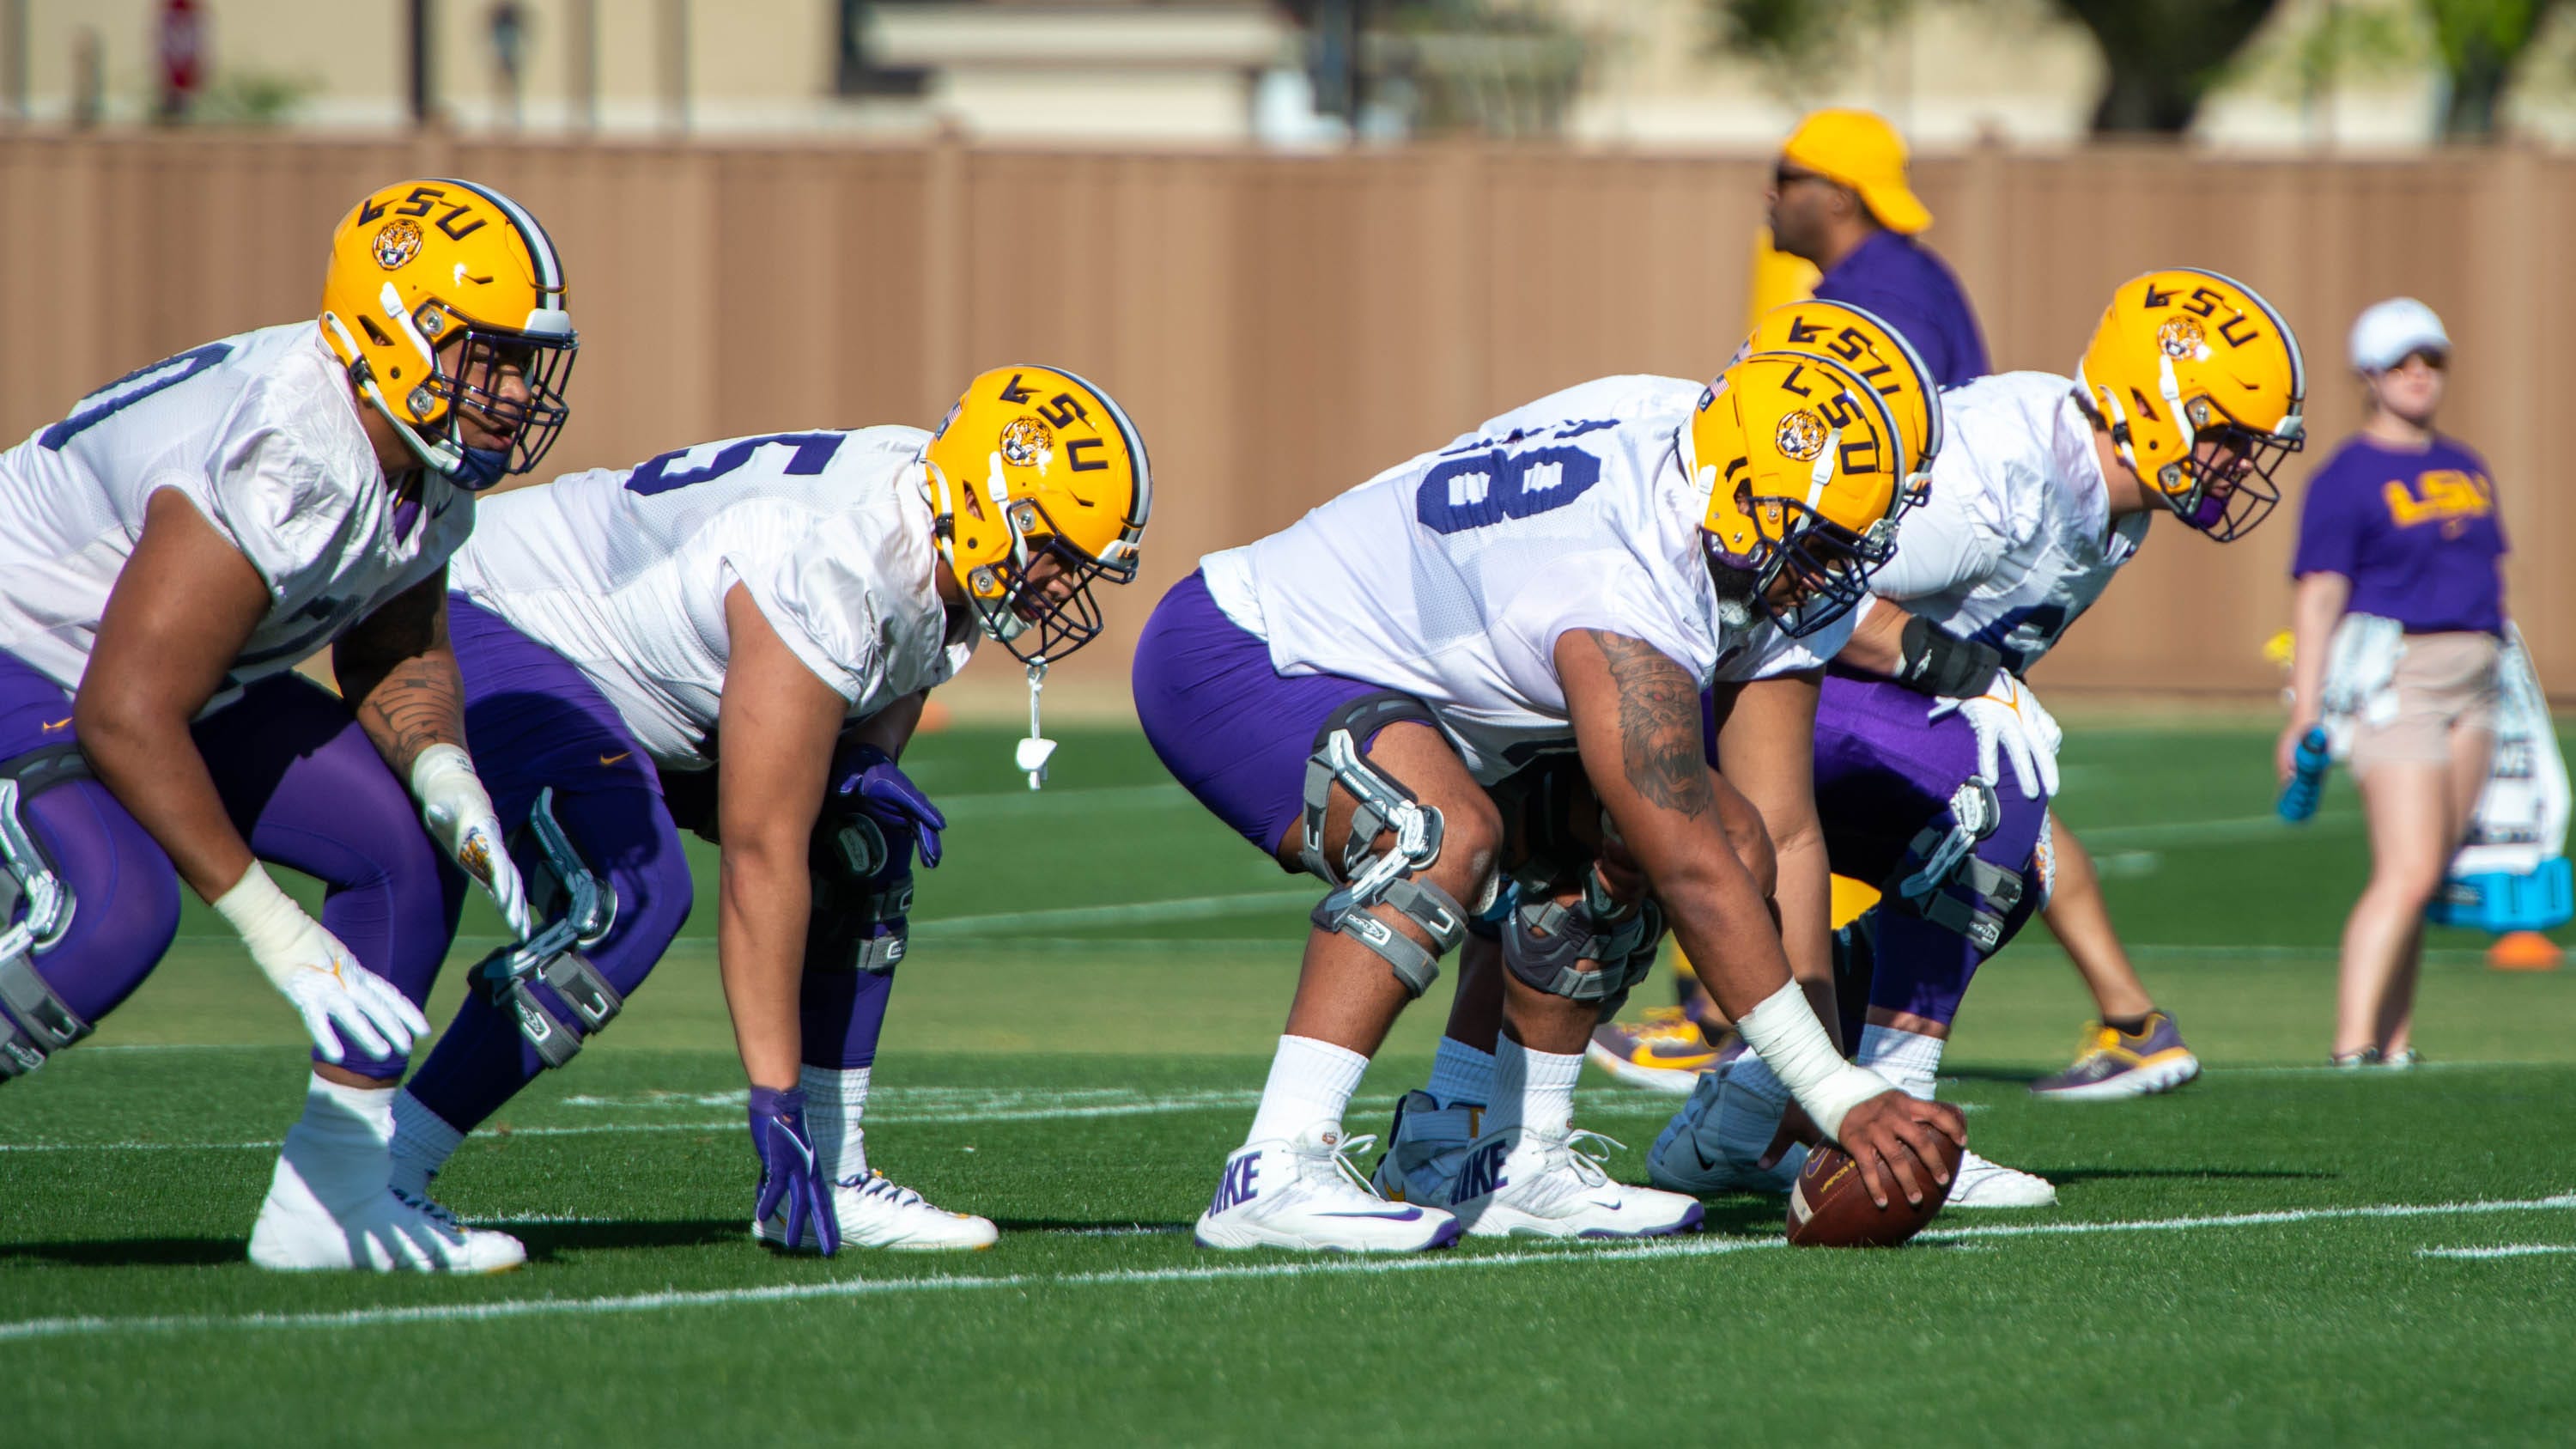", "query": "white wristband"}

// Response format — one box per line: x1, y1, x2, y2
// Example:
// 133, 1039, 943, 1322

1733, 980, 1893, 1145
210, 862, 311, 989
408, 742, 474, 803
